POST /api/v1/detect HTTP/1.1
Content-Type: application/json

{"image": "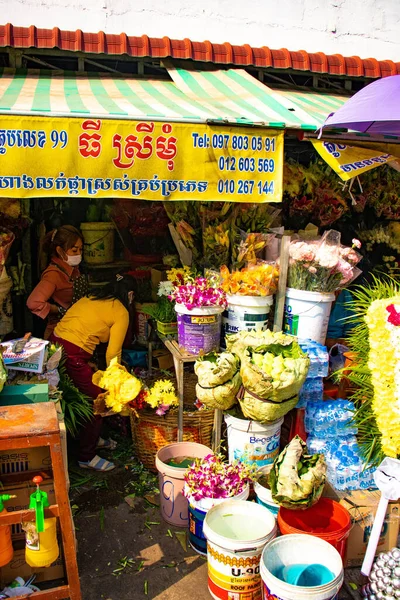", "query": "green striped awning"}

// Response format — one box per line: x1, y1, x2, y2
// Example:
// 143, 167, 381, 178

0, 67, 348, 129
